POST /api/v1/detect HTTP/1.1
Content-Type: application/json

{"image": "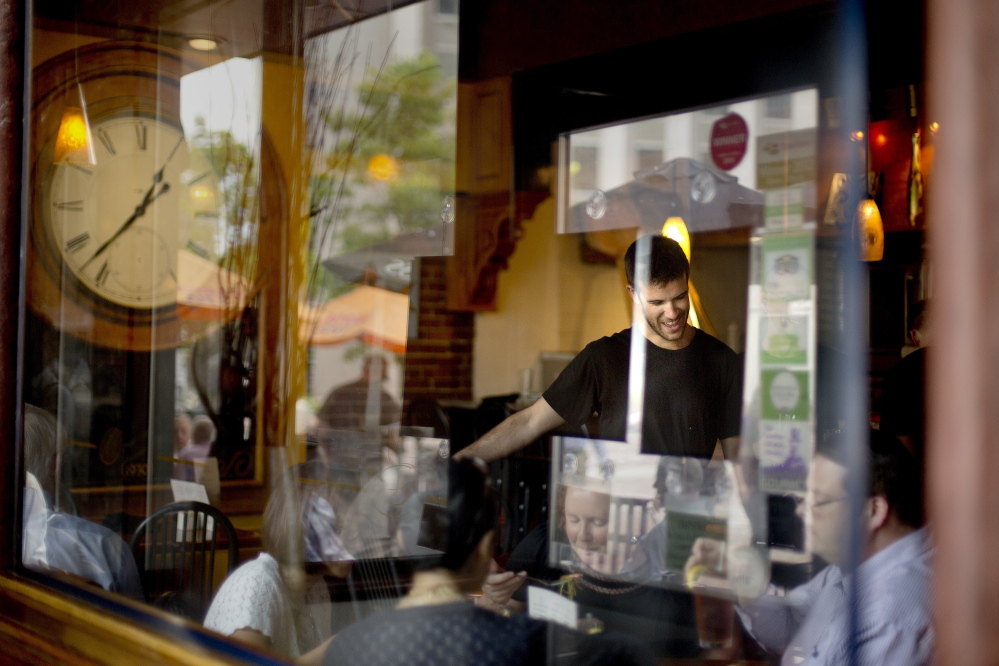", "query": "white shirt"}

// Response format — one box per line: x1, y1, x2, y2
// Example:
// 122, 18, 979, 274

204, 552, 332, 657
